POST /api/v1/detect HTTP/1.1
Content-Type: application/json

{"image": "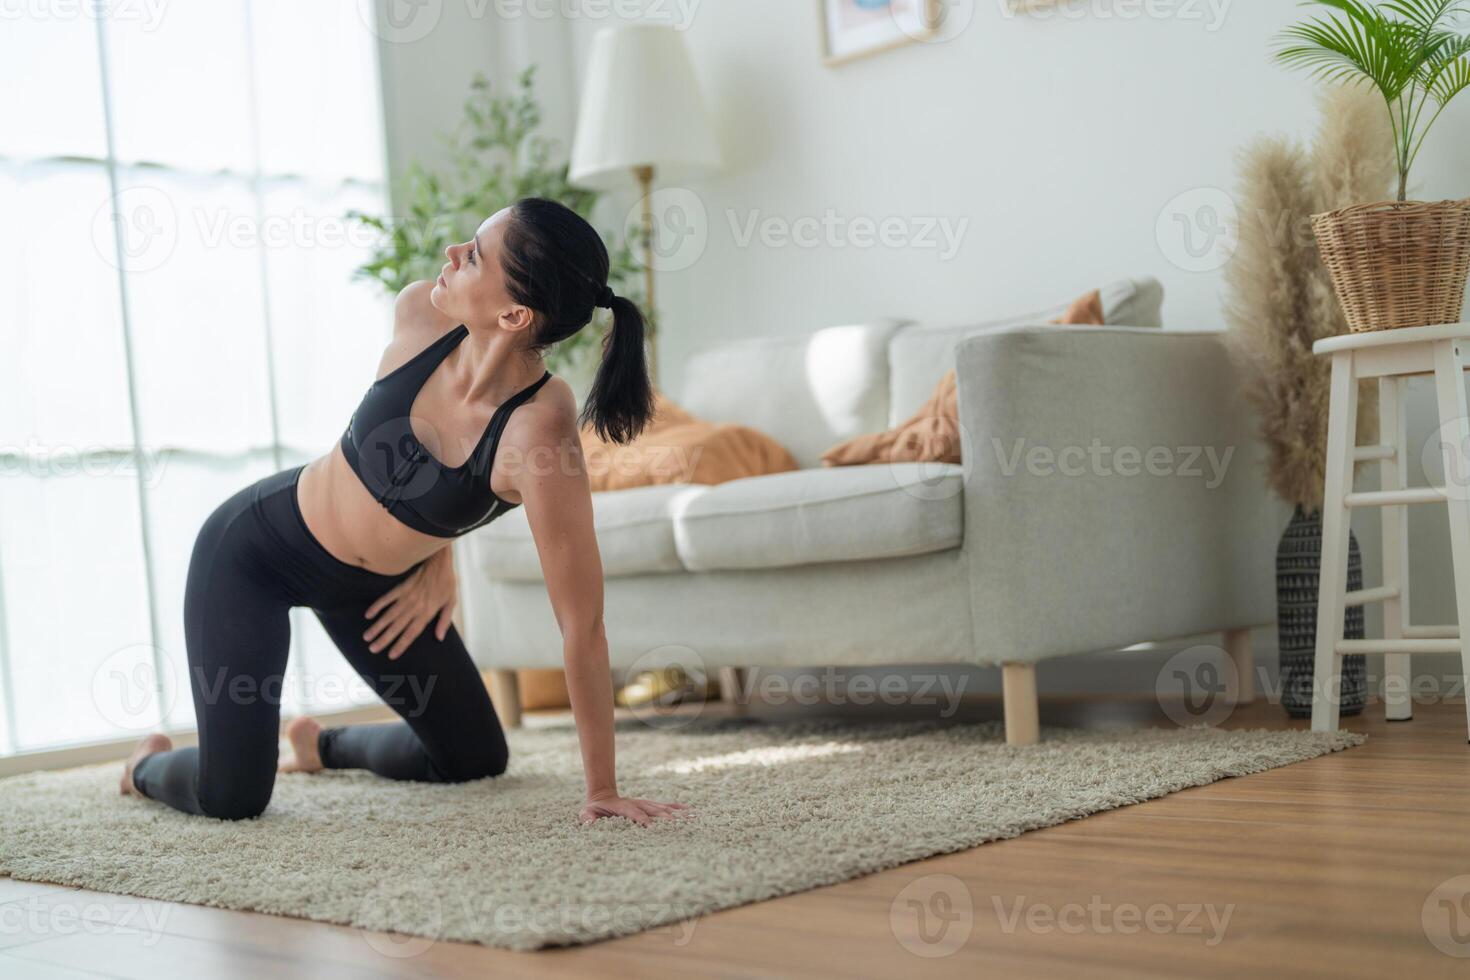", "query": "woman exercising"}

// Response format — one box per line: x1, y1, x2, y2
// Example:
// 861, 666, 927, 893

119, 198, 688, 827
